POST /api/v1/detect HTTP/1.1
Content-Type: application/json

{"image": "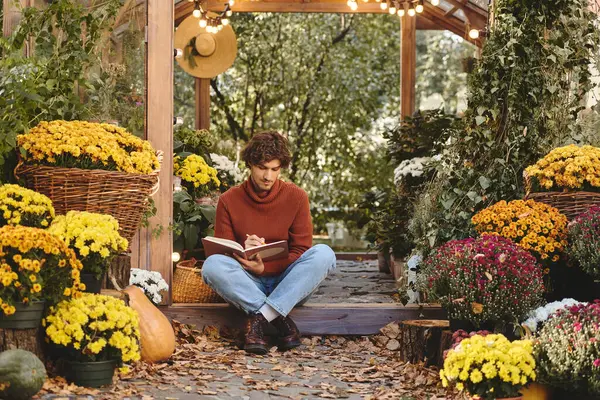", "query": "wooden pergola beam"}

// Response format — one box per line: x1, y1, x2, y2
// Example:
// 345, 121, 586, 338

175, 0, 485, 46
